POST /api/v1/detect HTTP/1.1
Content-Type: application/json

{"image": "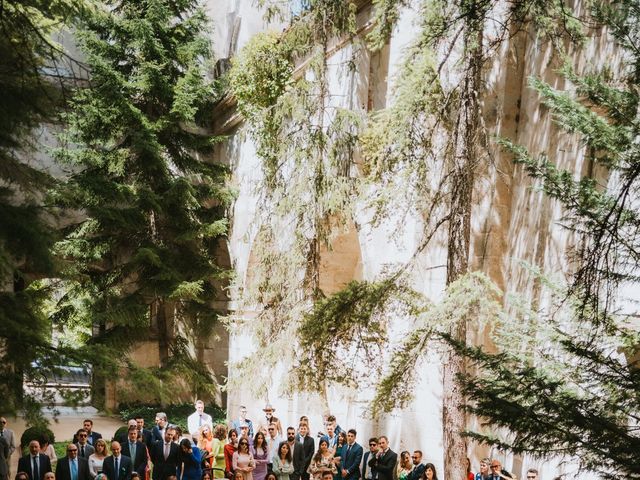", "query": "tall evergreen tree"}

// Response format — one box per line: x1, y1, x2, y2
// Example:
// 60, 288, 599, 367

55, 0, 231, 404
0, 0, 88, 413
447, 1, 640, 478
